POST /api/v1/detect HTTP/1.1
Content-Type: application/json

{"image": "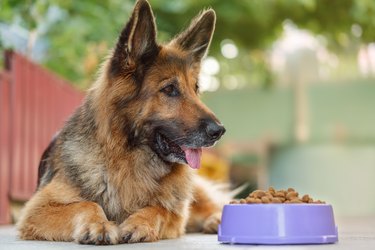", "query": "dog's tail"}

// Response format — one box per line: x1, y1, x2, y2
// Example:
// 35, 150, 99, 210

229, 182, 249, 198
